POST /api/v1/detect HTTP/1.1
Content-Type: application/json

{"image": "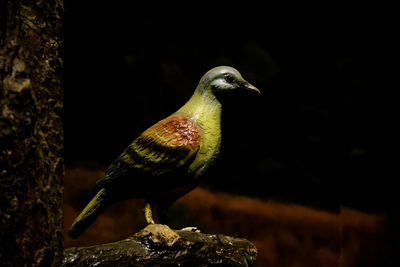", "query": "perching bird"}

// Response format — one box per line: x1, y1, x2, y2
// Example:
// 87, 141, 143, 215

68, 66, 260, 238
